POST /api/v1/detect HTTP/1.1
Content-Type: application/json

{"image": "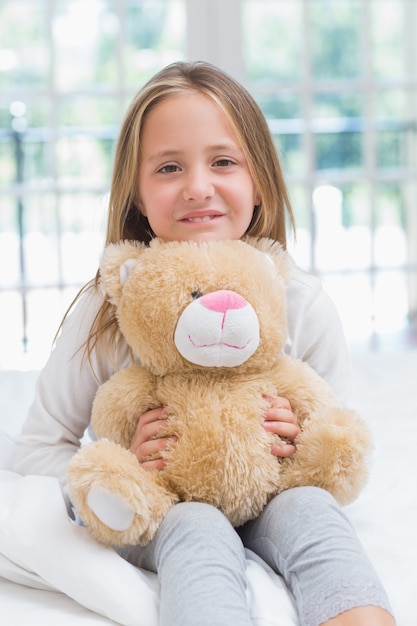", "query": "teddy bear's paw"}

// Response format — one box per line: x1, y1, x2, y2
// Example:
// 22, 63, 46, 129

87, 487, 135, 531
